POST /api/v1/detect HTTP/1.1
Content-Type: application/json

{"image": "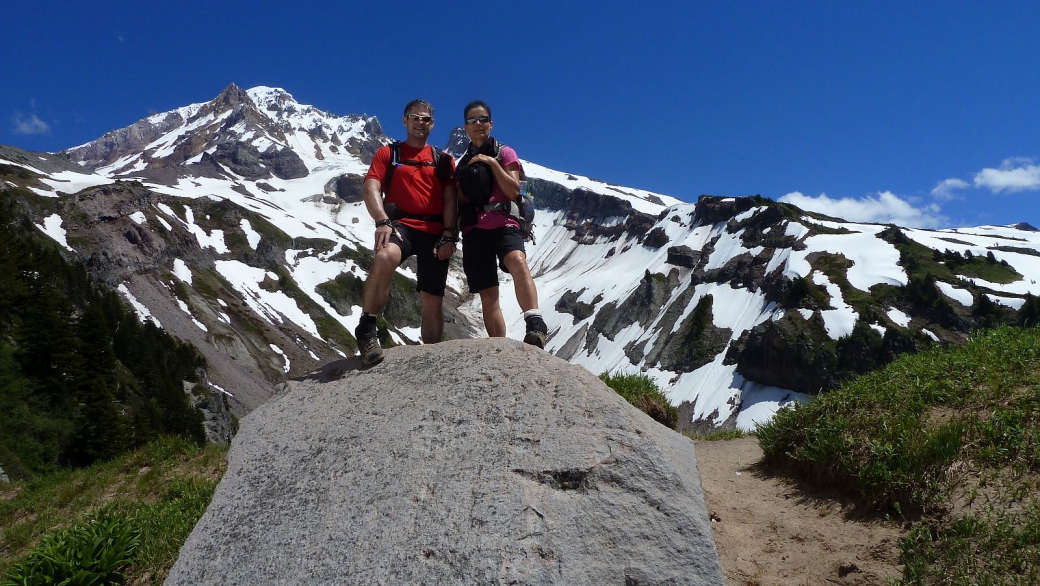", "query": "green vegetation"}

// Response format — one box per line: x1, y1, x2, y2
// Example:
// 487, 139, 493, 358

803, 220, 855, 236
2, 513, 141, 585
881, 226, 1022, 285
757, 325, 1040, 583
0, 436, 227, 584
599, 371, 678, 429
685, 428, 748, 441
811, 252, 875, 308
782, 275, 829, 309
0, 192, 206, 477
